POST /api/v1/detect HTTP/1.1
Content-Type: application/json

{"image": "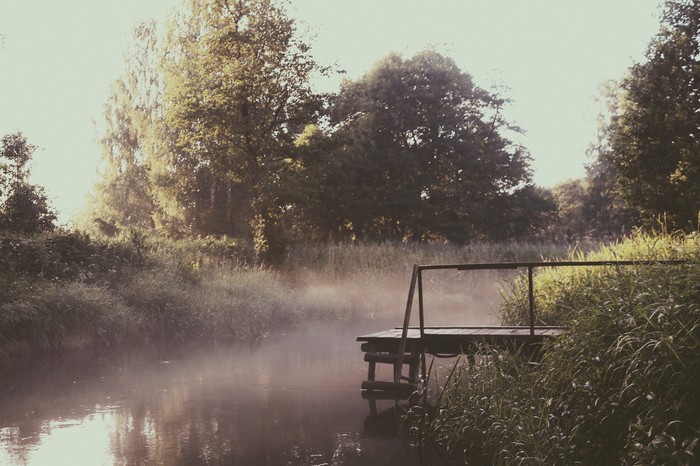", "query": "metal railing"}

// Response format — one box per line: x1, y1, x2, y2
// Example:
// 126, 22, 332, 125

393, 259, 688, 383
